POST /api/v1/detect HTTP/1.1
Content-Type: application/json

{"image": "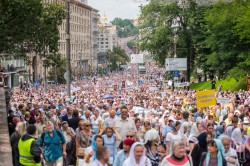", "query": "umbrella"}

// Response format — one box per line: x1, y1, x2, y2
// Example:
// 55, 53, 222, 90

102, 94, 114, 99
